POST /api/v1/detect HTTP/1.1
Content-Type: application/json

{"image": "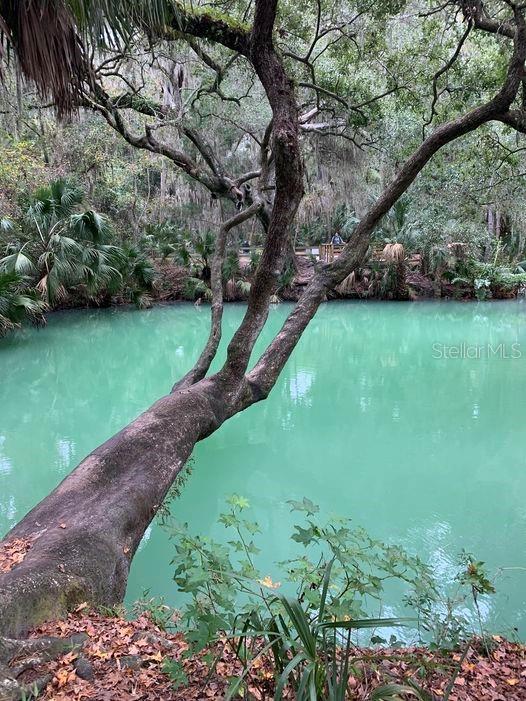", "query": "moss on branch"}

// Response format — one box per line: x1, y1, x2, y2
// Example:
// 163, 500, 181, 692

166, 3, 251, 55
